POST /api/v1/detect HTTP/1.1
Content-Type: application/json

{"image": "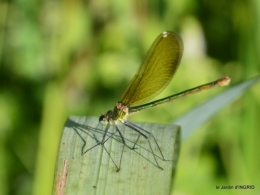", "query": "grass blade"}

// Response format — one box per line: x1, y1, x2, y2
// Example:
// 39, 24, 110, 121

173, 76, 260, 140
53, 116, 180, 195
